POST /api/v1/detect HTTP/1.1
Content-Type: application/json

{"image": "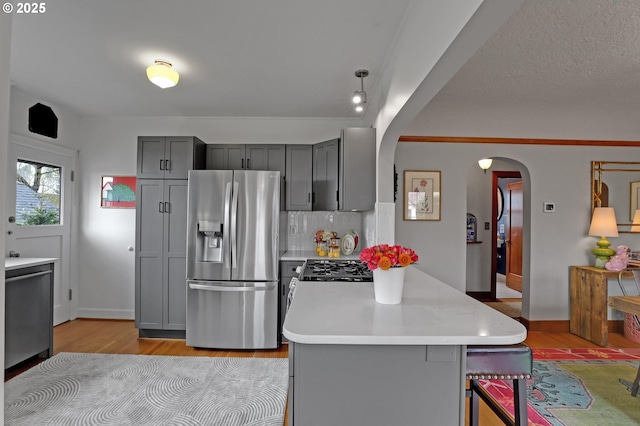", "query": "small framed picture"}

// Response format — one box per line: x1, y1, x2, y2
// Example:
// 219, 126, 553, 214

101, 176, 136, 208
631, 181, 640, 221
403, 170, 441, 221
